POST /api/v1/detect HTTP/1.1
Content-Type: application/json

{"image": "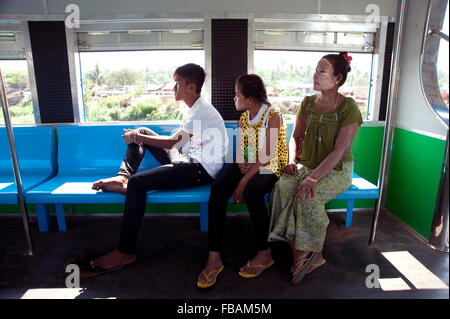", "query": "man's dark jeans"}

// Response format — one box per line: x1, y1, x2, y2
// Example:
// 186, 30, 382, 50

117, 128, 214, 254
